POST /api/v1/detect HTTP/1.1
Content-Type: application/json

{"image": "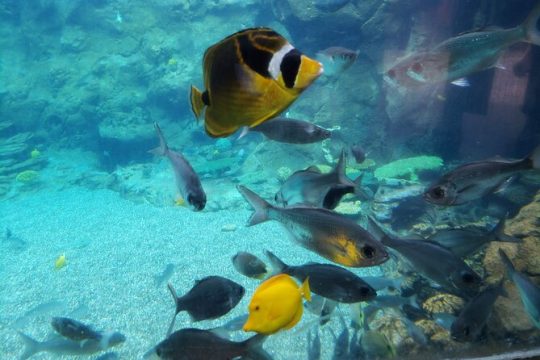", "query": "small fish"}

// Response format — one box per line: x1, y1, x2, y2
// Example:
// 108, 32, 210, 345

499, 249, 540, 329
232, 251, 268, 279
12, 301, 67, 329
144, 328, 269, 360
385, 4, 540, 88
401, 317, 428, 346
451, 282, 506, 342
304, 294, 337, 326
307, 328, 321, 360
275, 150, 358, 209
429, 217, 521, 257
19, 331, 125, 359
370, 219, 482, 297
243, 274, 311, 334
238, 117, 331, 144
190, 27, 323, 138
330, 315, 349, 360
362, 276, 403, 292
350, 144, 366, 164
55, 254, 67, 270
51, 317, 102, 342
238, 185, 389, 267
424, 148, 540, 206
166, 276, 245, 336
154, 263, 175, 288
360, 330, 396, 359
265, 250, 376, 303
316, 46, 359, 77
151, 122, 206, 211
